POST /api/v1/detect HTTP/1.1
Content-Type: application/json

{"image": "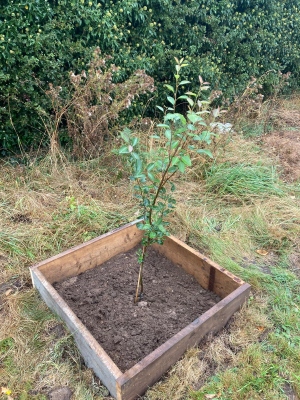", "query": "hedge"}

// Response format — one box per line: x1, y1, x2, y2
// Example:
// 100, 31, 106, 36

1, 0, 300, 153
